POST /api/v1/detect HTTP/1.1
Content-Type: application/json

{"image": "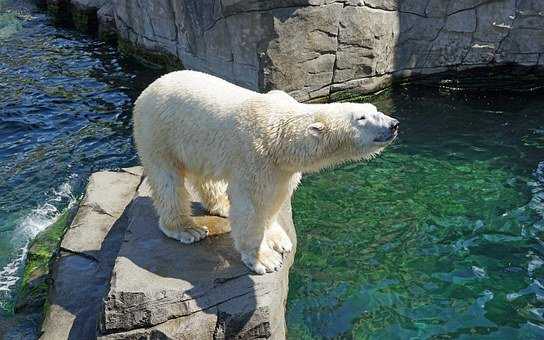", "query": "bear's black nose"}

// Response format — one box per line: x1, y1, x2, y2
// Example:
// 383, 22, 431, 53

390, 120, 399, 133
